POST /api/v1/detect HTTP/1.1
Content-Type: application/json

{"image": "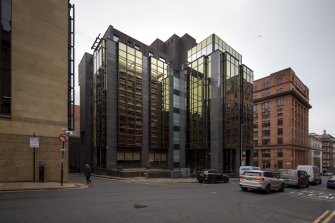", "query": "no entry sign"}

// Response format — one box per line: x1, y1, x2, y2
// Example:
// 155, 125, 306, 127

59, 134, 69, 142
